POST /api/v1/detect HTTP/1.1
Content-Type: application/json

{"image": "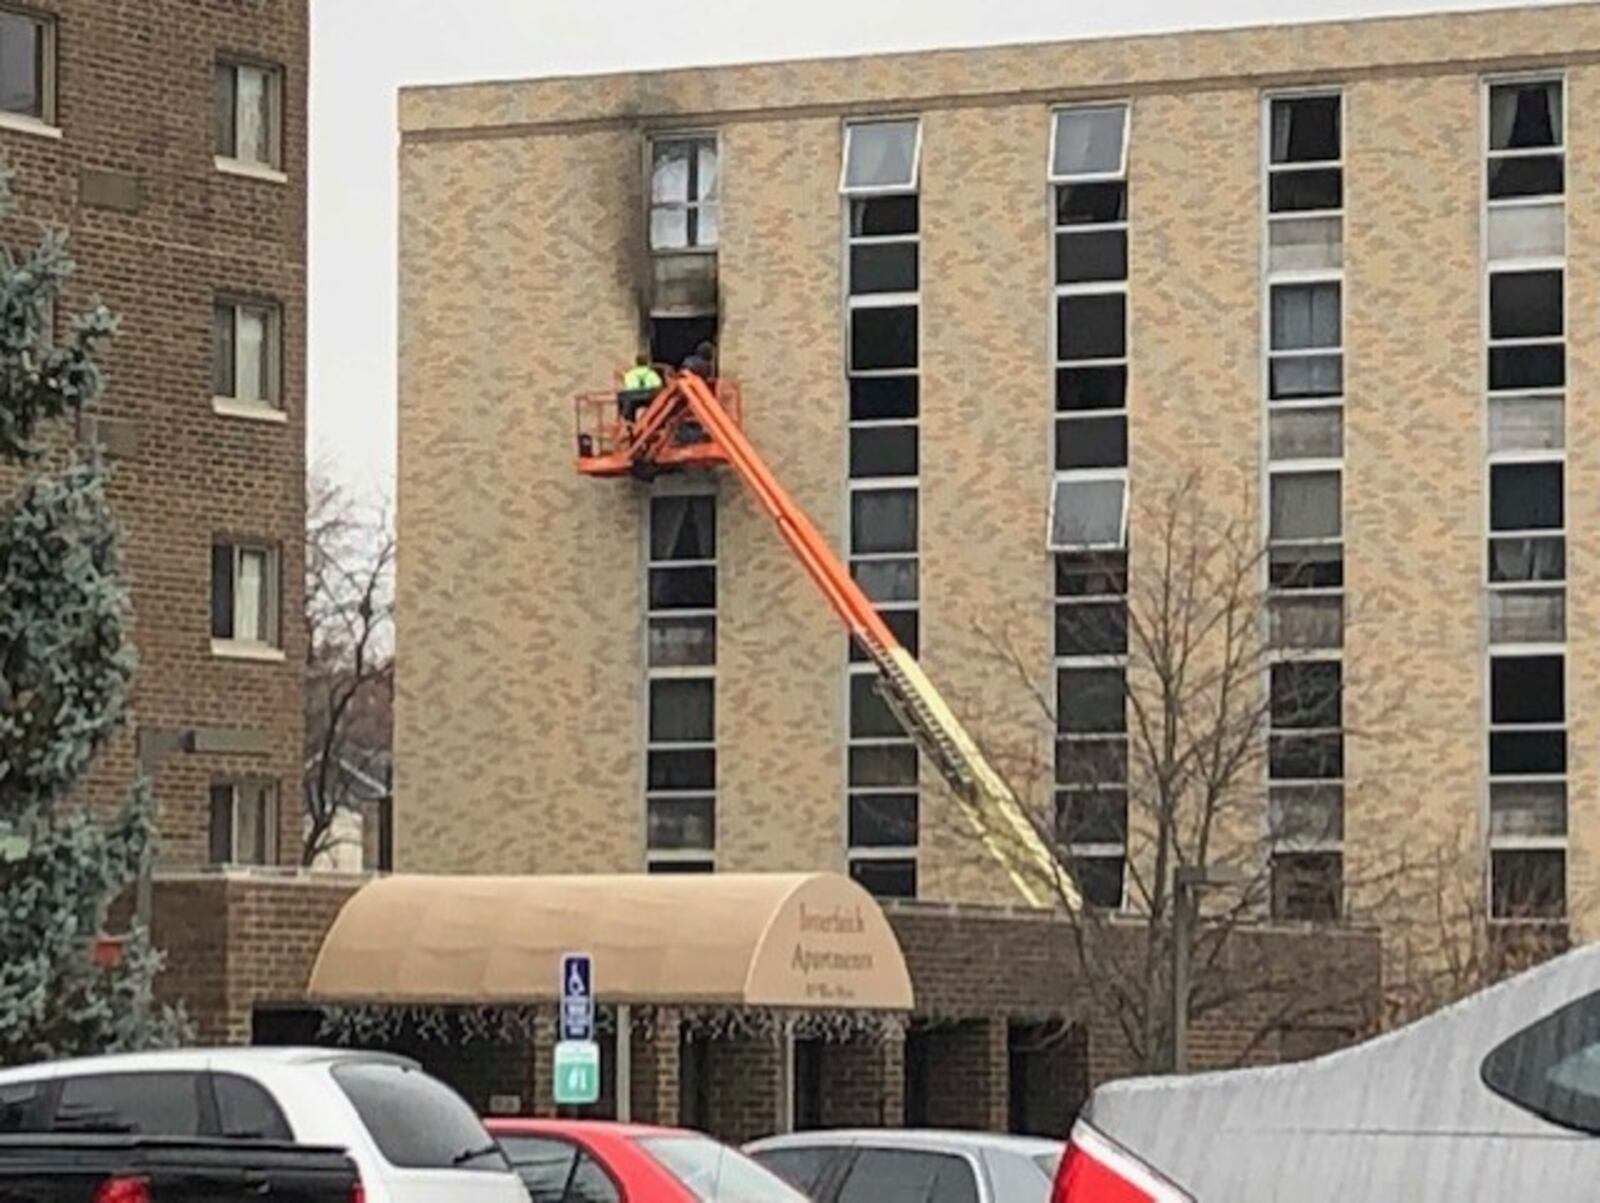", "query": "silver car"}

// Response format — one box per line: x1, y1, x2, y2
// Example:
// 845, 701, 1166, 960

1060, 942, 1600, 1200
747, 1128, 1062, 1202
